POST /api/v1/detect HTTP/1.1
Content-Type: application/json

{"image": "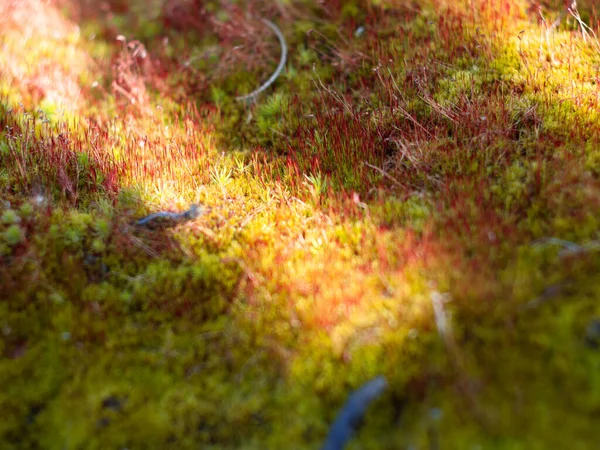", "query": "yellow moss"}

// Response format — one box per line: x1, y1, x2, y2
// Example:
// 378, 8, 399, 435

2, 0, 600, 448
